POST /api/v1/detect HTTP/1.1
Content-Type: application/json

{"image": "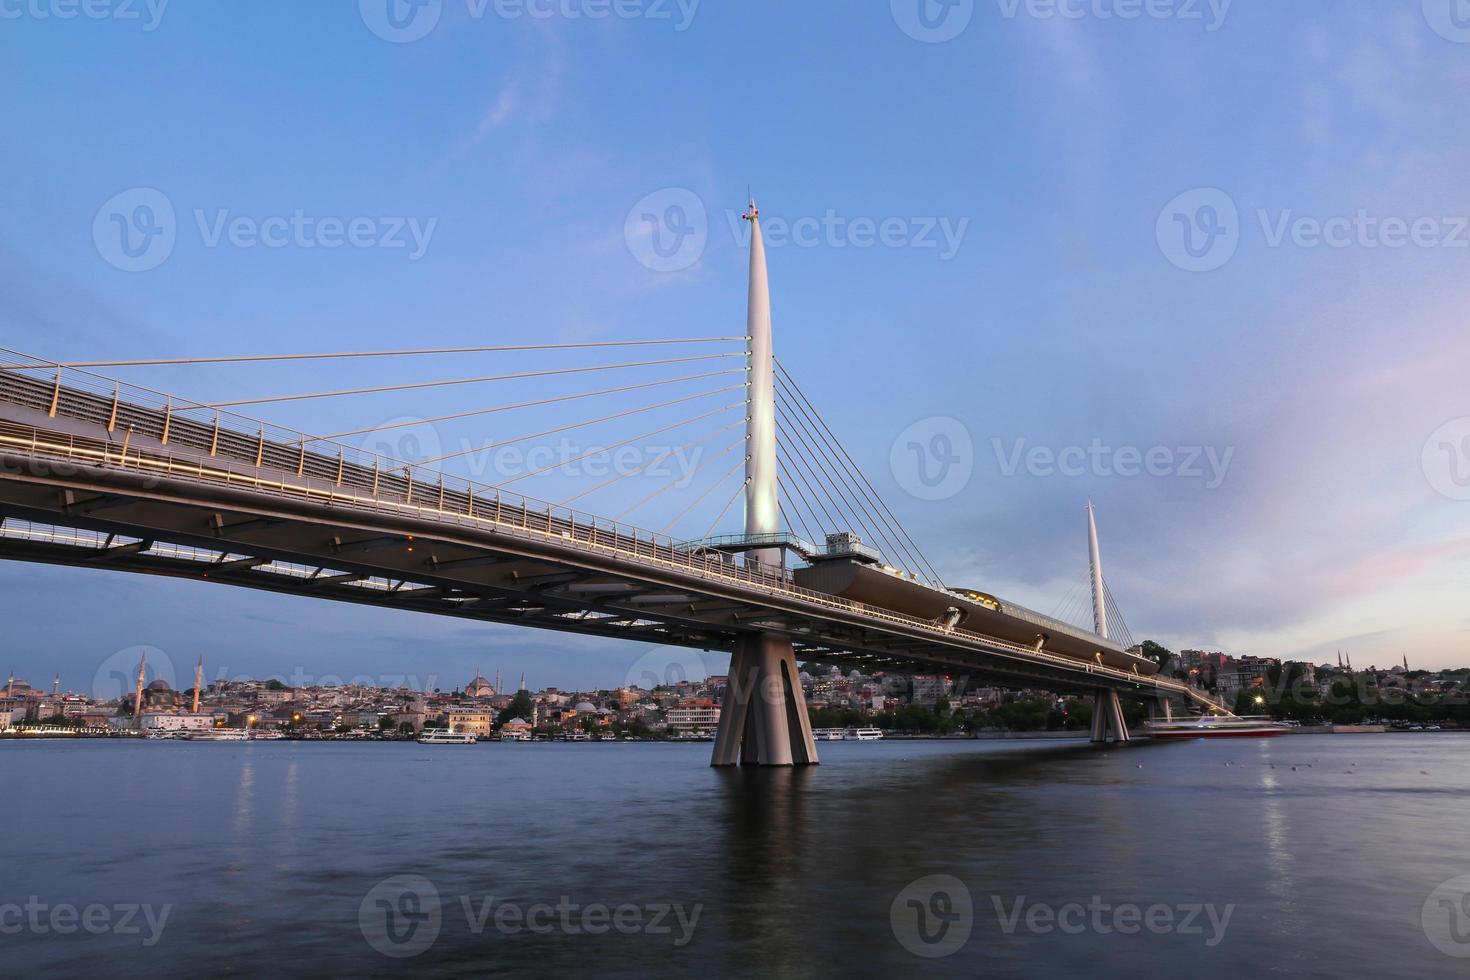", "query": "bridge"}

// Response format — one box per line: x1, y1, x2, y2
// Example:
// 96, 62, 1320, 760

0, 201, 1223, 765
